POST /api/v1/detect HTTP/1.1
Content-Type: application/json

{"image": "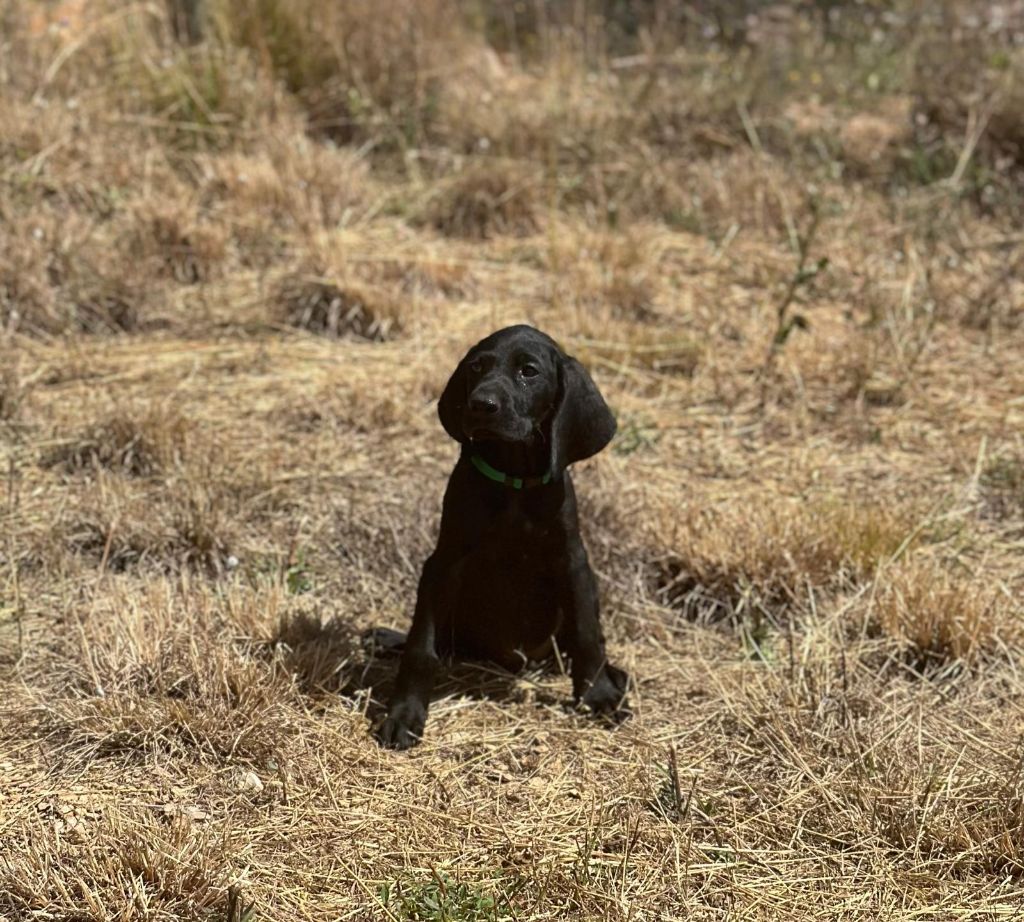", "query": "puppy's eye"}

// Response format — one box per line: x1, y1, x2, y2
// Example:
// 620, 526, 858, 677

520, 364, 539, 378
469, 360, 483, 374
